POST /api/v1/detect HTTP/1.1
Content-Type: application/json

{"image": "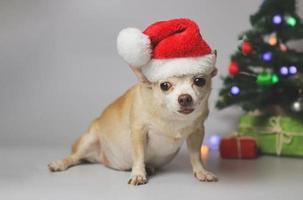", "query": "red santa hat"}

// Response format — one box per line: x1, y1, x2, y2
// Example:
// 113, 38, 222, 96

117, 18, 216, 82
